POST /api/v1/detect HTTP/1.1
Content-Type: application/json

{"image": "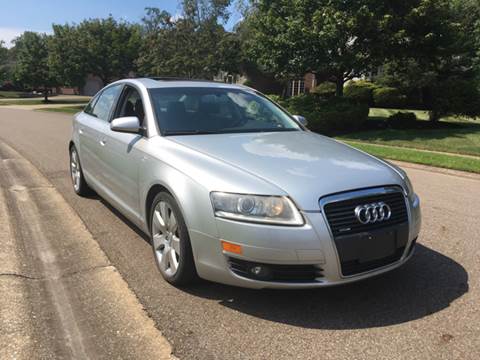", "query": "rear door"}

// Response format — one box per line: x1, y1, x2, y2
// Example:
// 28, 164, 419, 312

77, 84, 123, 190
75, 93, 100, 179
